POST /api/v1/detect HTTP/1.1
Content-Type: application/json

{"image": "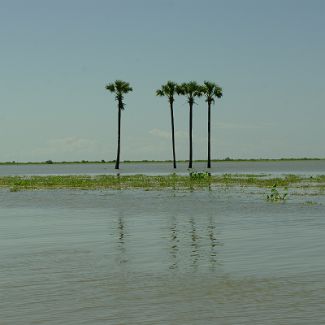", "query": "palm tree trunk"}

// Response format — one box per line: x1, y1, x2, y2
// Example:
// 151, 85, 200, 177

189, 101, 193, 169
115, 105, 121, 169
170, 101, 177, 168
207, 101, 211, 168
